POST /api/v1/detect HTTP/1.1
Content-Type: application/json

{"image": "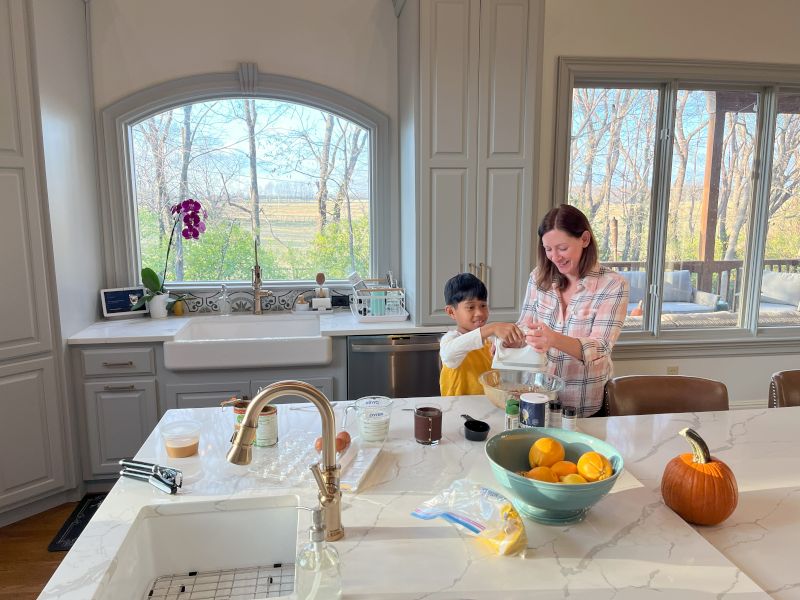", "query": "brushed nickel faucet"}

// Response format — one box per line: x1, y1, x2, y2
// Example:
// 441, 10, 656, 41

252, 240, 273, 315
226, 380, 344, 541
